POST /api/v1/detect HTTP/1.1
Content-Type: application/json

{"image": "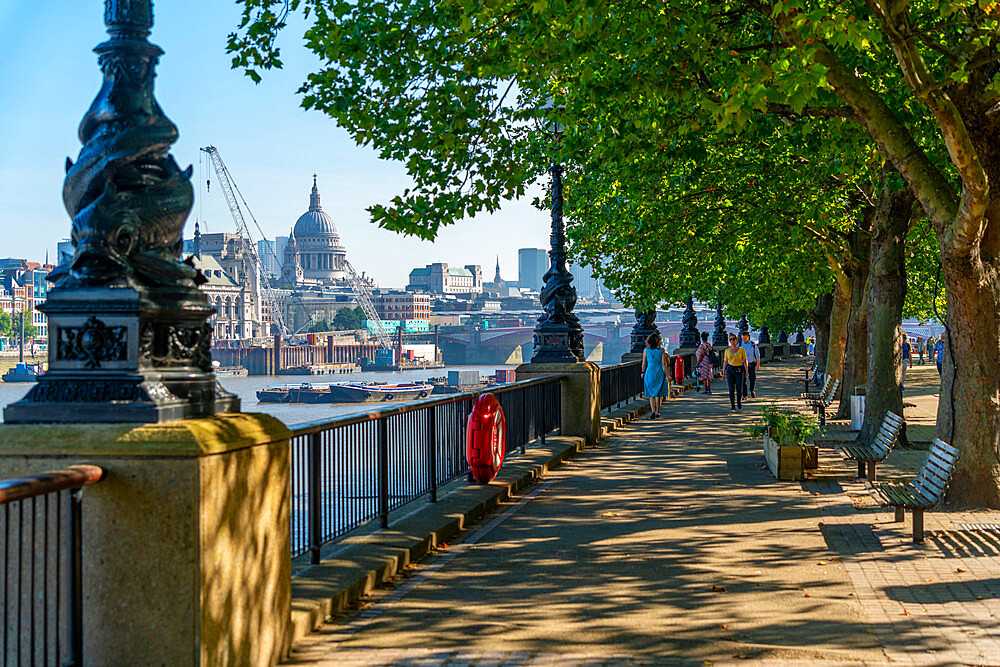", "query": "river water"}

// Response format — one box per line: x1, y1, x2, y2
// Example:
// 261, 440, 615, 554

0, 365, 511, 426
